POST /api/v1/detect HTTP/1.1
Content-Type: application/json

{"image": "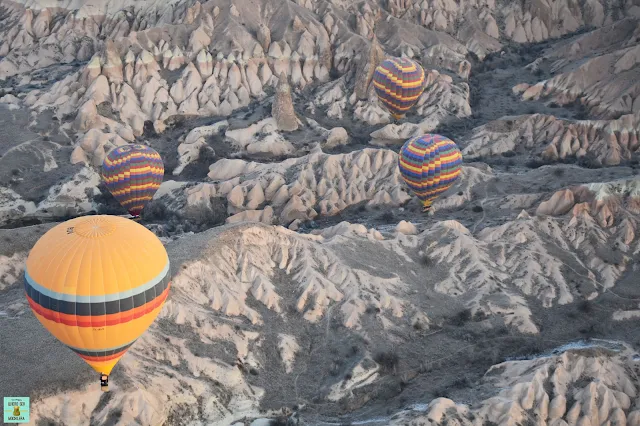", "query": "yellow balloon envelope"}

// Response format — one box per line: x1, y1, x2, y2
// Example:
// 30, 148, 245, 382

24, 215, 171, 389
